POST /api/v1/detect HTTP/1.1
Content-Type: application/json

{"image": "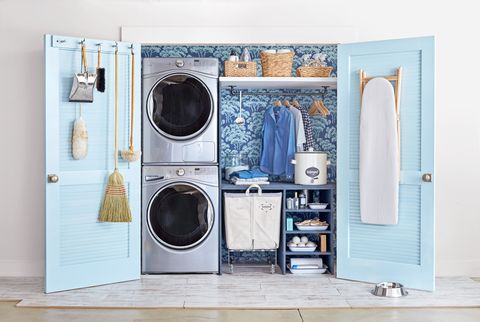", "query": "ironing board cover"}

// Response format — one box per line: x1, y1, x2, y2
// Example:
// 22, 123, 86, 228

360, 77, 399, 225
